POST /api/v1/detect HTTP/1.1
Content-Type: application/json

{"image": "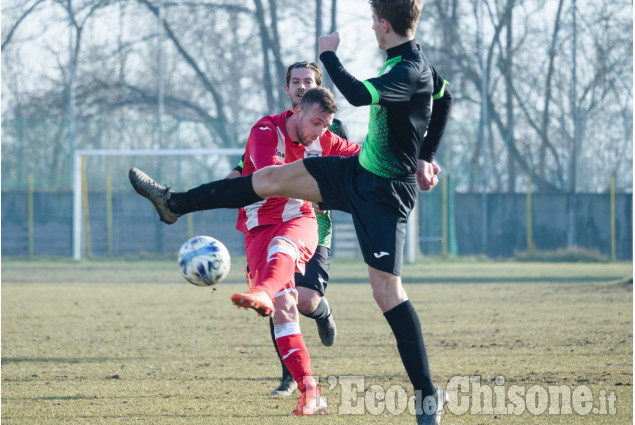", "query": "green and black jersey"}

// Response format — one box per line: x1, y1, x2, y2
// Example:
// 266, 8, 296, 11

233, 118, 349, 249
320, 40, 451, 178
